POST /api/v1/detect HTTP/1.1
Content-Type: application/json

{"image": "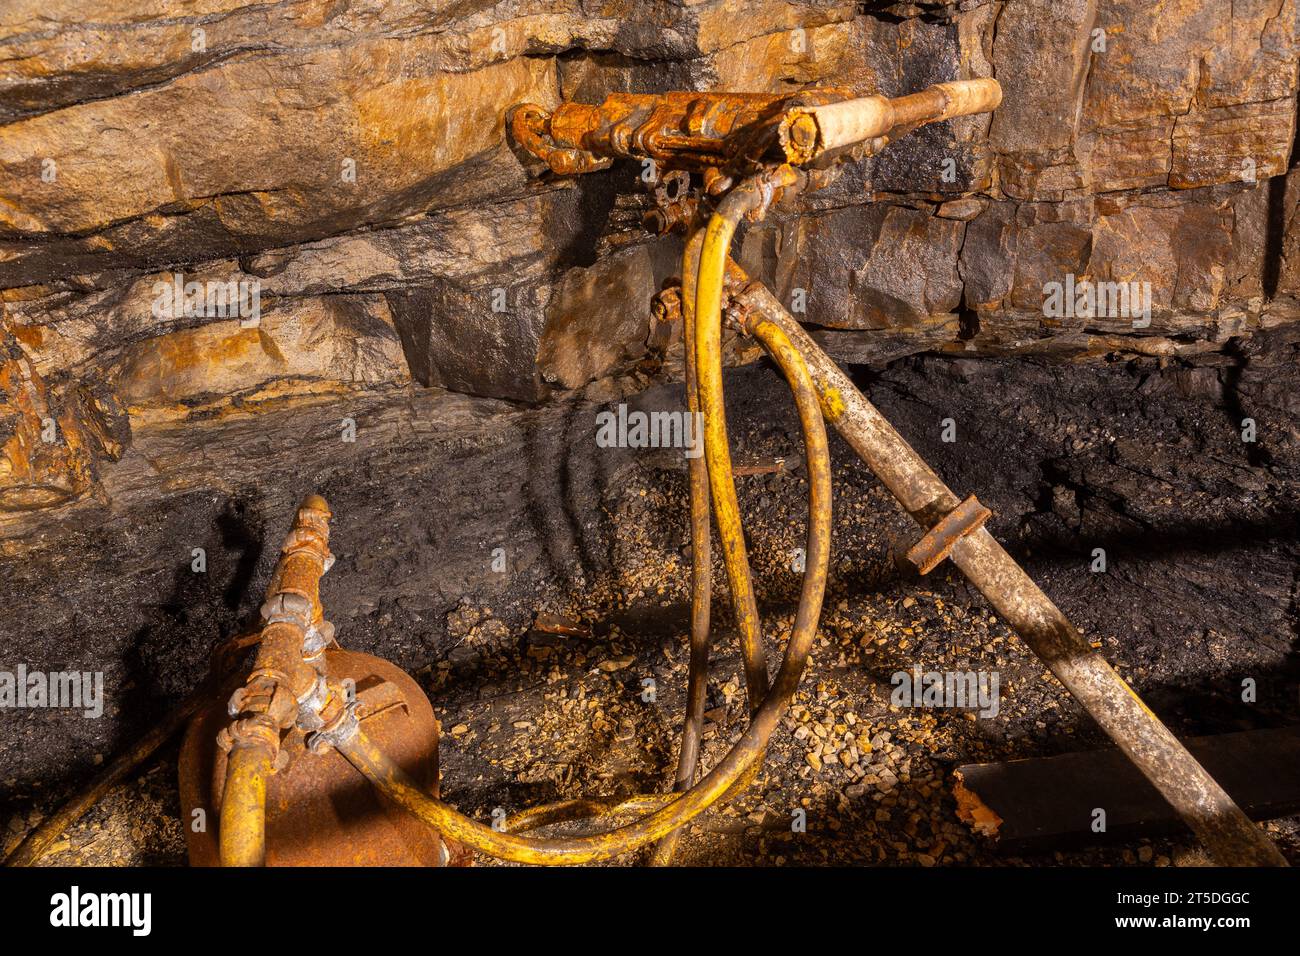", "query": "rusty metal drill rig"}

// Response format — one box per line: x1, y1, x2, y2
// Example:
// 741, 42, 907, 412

5, 79, 1288, 870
